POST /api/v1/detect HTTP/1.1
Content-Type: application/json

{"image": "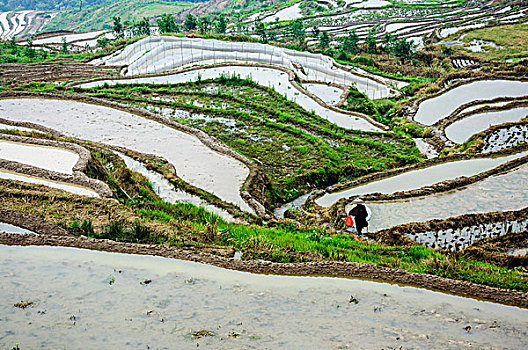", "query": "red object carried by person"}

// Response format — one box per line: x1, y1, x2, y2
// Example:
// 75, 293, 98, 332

345, 215, 354, 227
